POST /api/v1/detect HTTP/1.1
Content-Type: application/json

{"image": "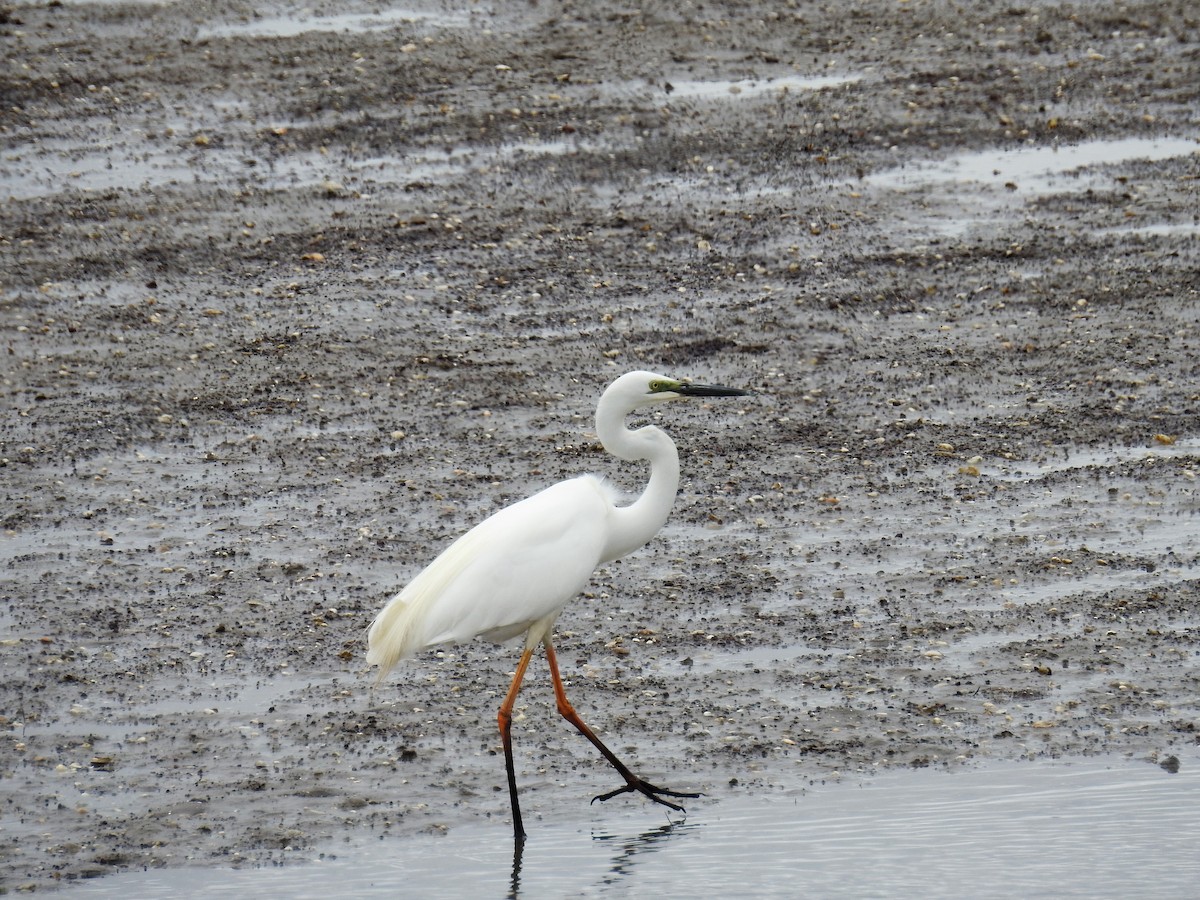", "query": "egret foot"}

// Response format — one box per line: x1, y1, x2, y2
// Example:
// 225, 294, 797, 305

591, 779, 701, 812
543, 639, 702, 817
